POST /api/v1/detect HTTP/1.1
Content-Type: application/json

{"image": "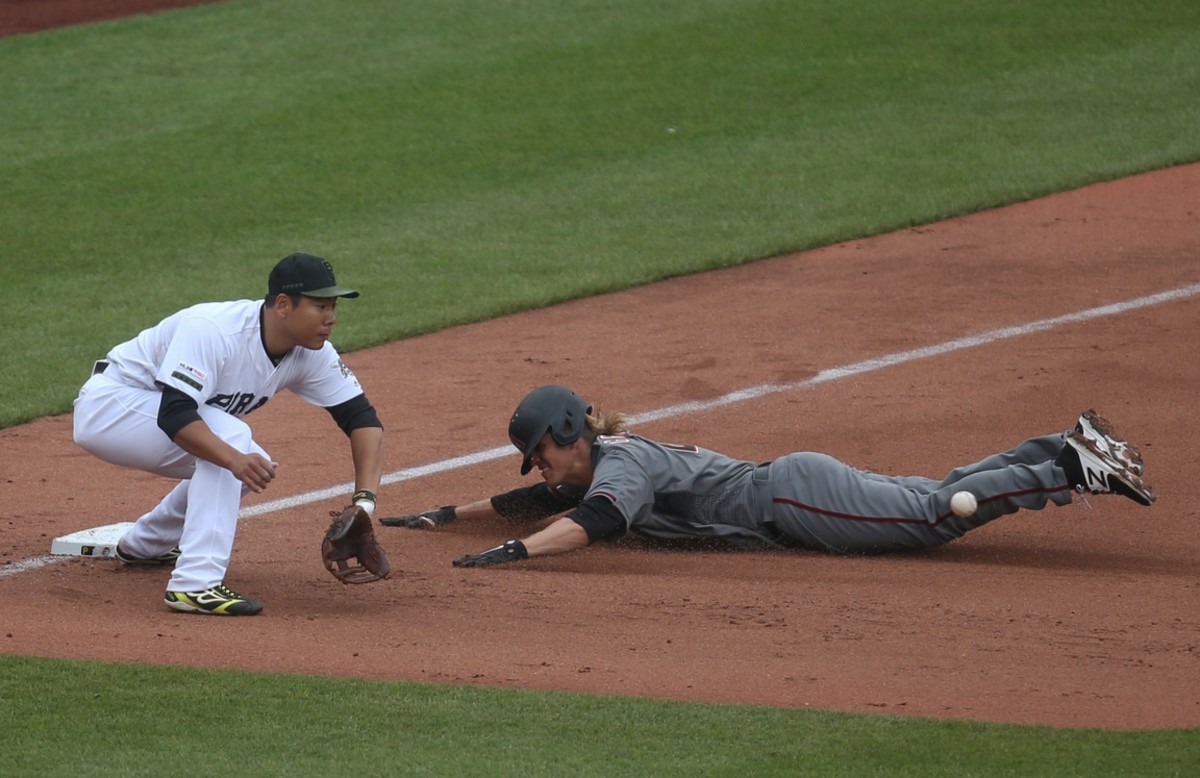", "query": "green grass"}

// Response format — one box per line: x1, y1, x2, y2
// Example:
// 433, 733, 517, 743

1, 655, 1196, 777
2, 0, 1199, 426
